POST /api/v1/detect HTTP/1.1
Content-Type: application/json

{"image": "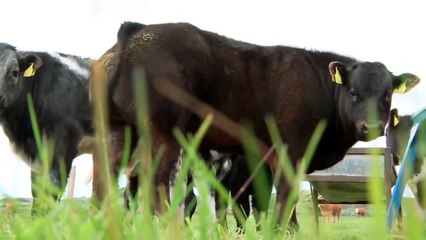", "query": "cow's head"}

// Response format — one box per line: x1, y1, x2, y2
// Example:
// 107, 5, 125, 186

0, 43, 42, 113
329, 61, 419, 141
